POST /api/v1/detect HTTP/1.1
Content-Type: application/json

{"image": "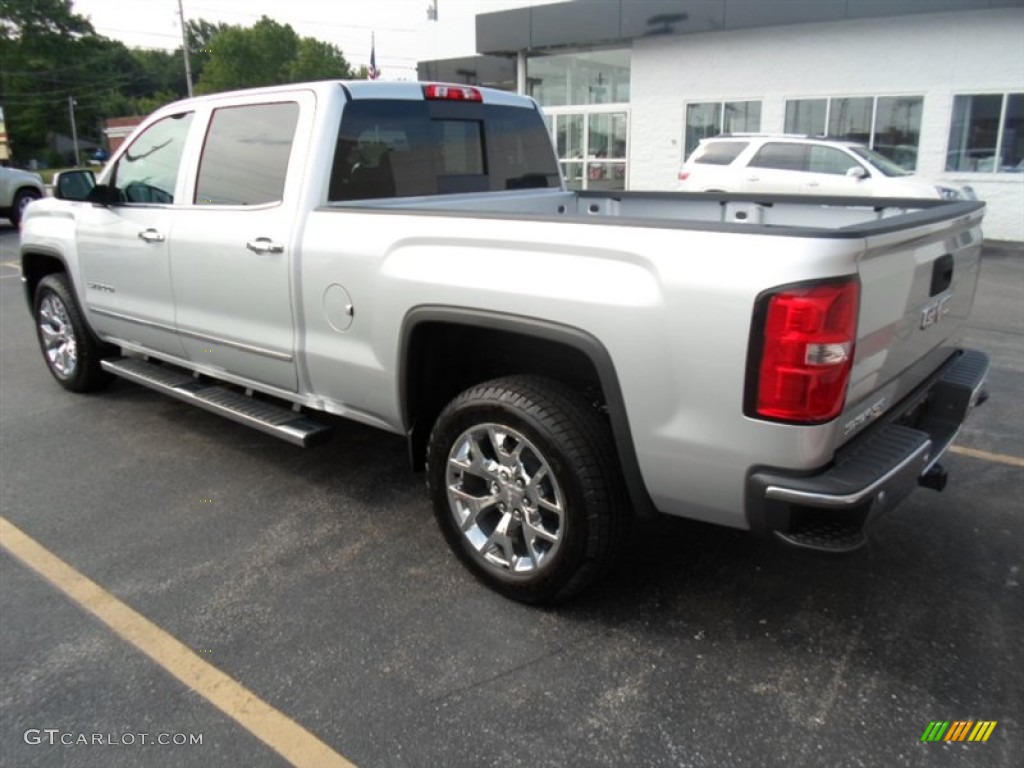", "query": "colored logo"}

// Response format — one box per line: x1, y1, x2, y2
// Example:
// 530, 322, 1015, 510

921, 721, 997, 742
